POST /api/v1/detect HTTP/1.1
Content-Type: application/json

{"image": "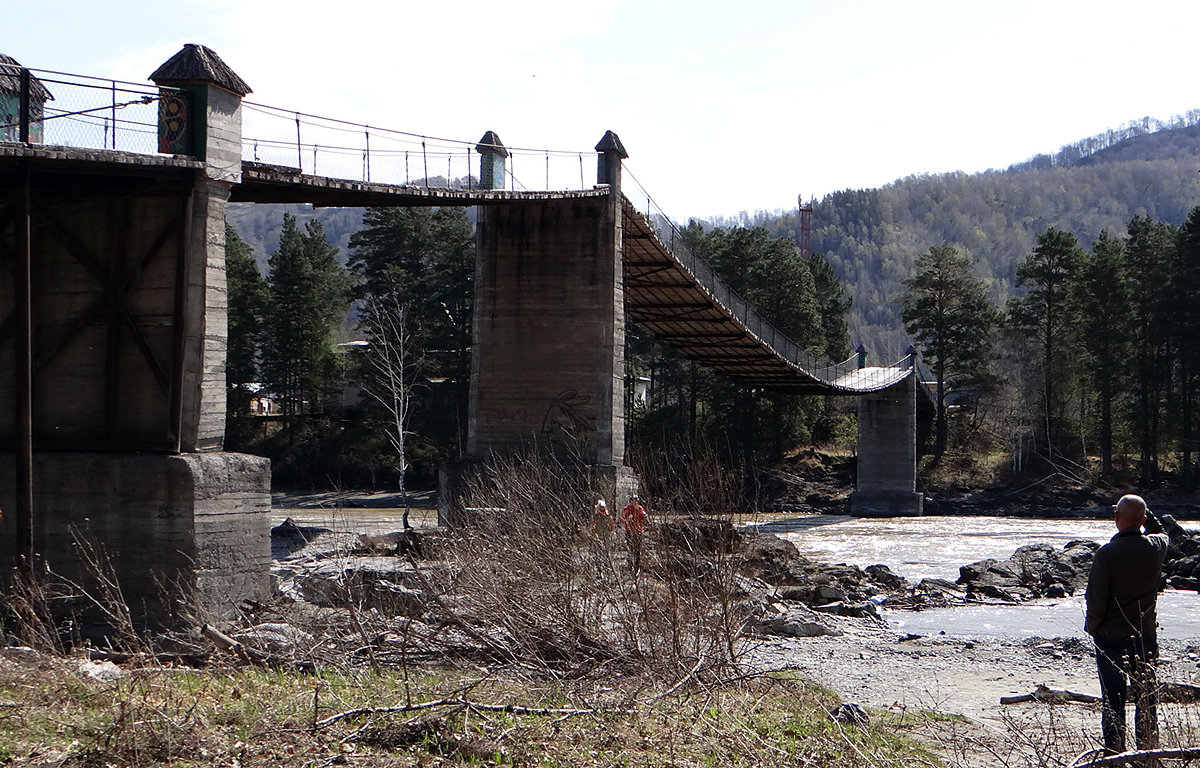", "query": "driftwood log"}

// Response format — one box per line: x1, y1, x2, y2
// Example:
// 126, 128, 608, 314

1002, 682, 1200, 706
1000, 684, 1100, 705
199, 623, 313, 672
1069, 746, 1200, 767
